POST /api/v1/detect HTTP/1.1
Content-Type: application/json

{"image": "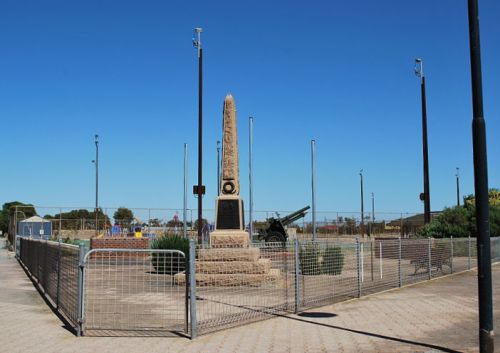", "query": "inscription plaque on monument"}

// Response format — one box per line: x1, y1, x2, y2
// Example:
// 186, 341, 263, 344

216, 199, 241, 229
